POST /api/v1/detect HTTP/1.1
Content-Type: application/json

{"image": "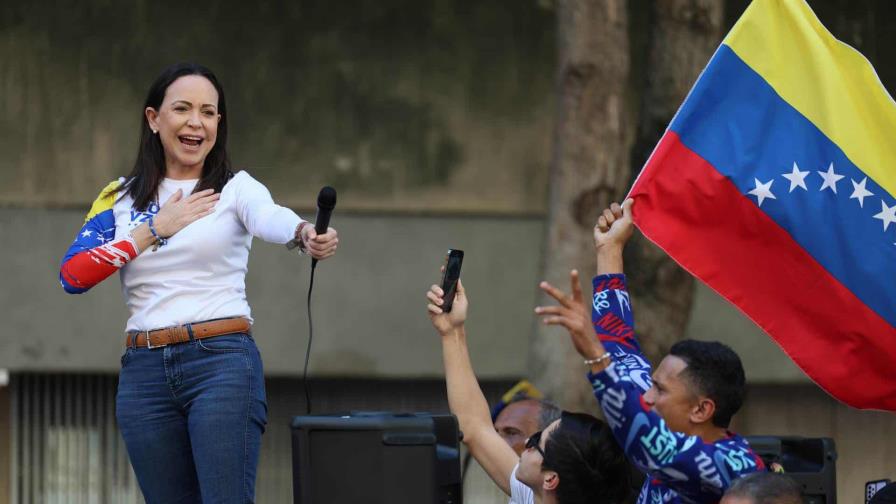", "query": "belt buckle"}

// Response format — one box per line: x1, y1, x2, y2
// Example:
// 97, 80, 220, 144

145, 331, 168, 350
